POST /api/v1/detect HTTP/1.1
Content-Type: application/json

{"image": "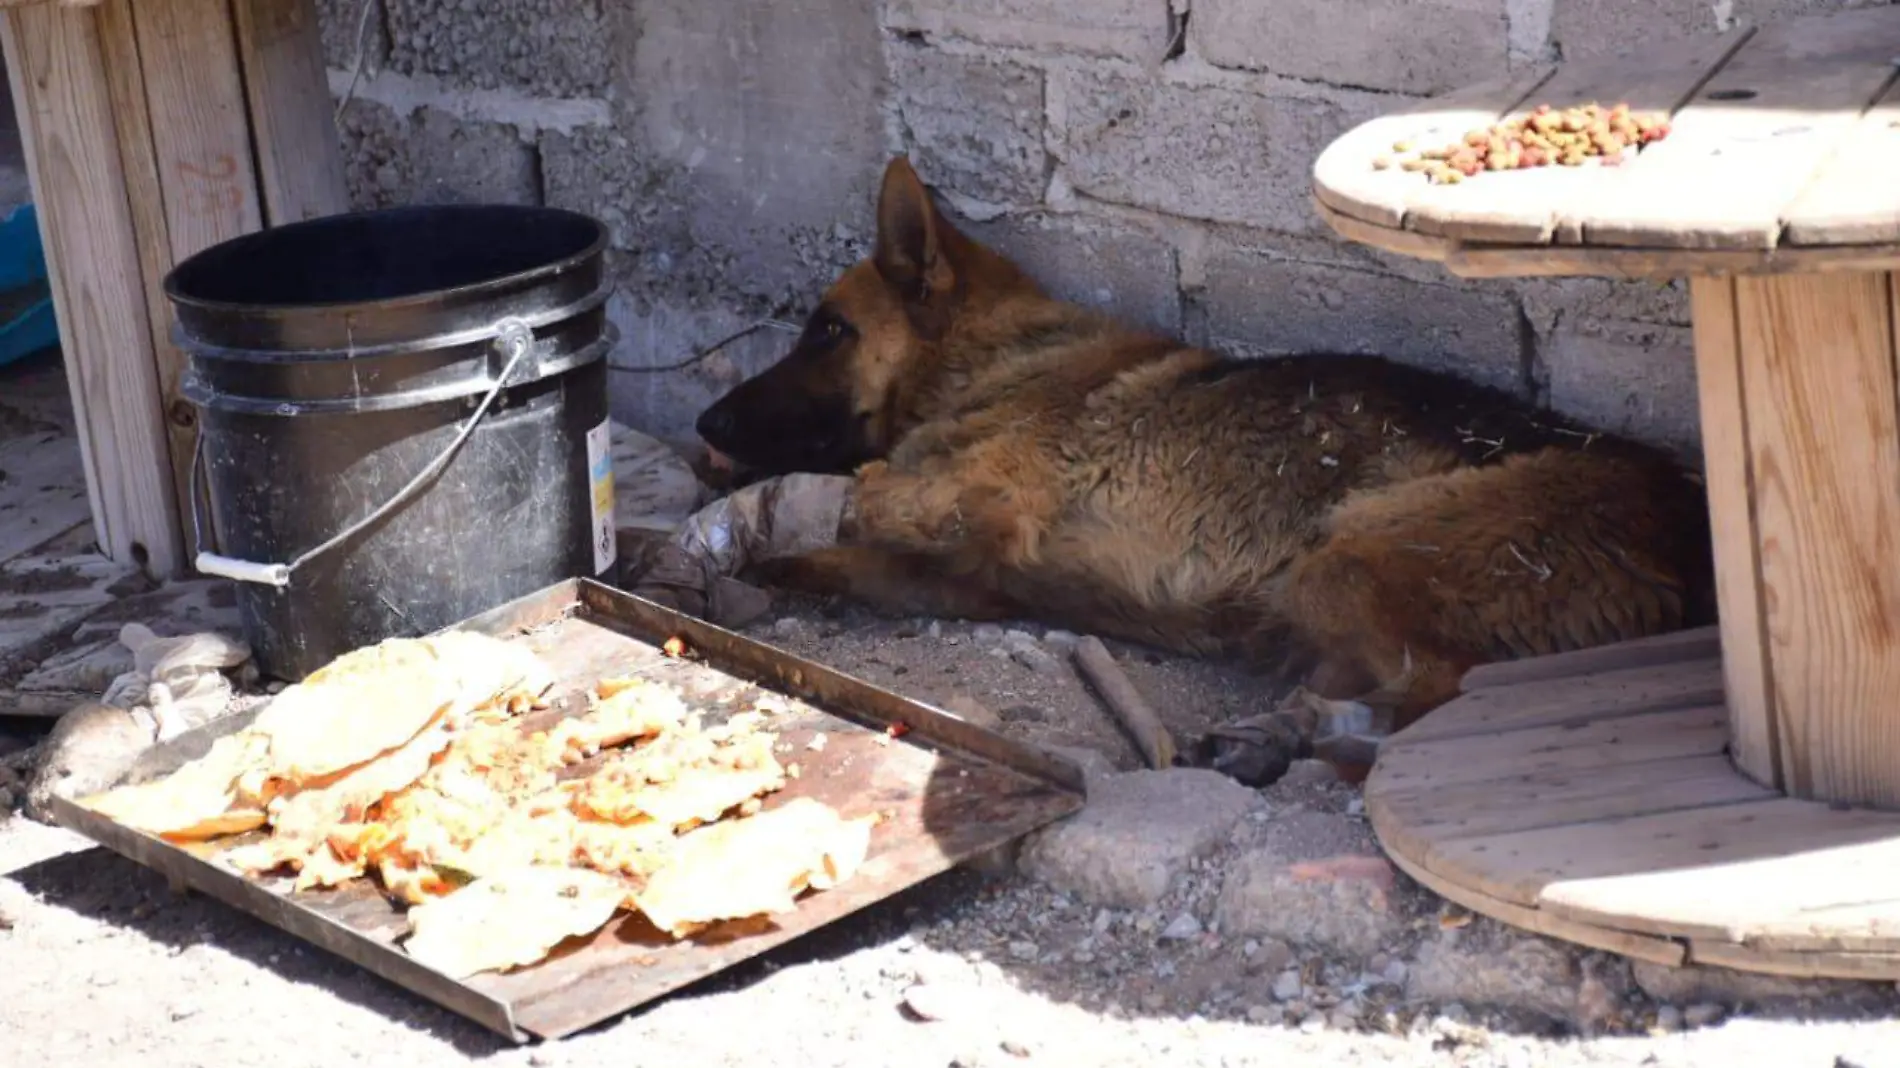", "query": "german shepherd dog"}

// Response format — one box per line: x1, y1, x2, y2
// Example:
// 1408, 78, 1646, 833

689, 156, 1714, 734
